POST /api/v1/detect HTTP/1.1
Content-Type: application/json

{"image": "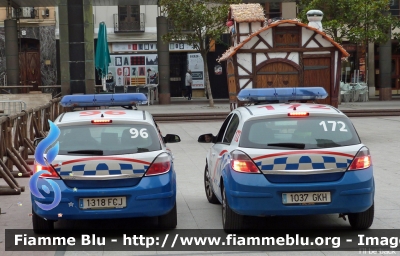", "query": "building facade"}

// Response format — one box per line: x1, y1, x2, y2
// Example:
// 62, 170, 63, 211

0, 1, 297, 98
1, 1, 397, 99
0, 7, 57, 90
